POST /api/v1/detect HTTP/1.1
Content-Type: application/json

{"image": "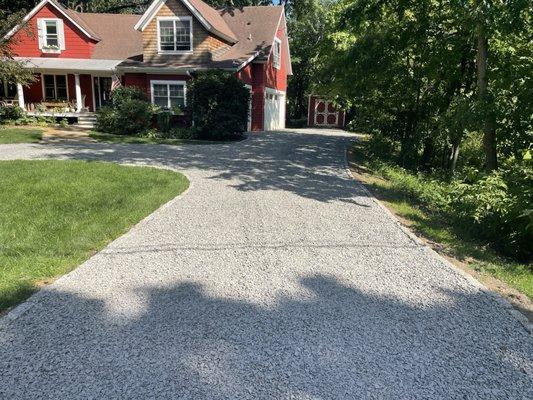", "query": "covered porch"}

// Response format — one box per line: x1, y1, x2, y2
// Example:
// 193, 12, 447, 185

7, 58, 122, 115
